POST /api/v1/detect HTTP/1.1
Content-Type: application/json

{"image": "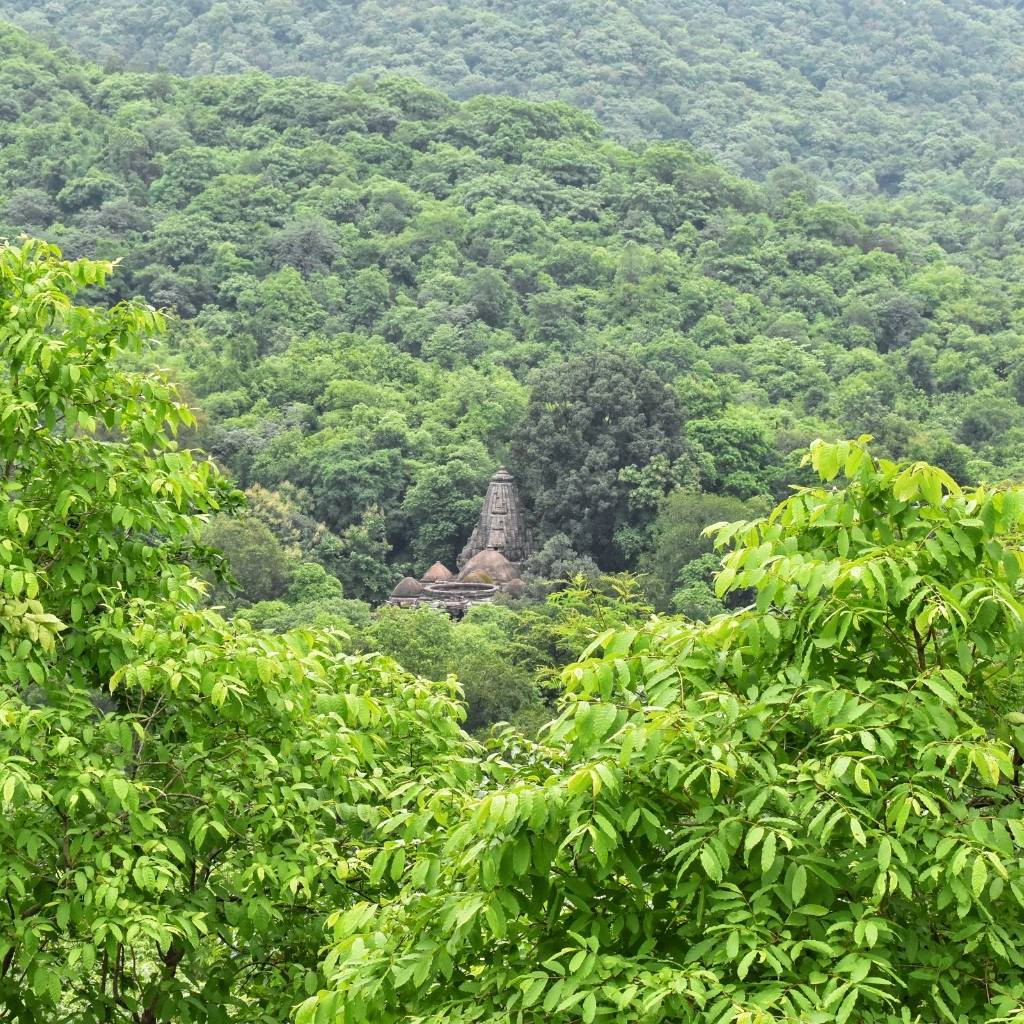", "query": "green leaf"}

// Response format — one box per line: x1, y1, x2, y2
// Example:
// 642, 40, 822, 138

700, 846, 723, 883
791, 864, 807, 905
921, 675, 956, 706
878, 837, 892, 872
582, 991, 597, 1023
737, 950, 757, 979
743, 825, 765, 863
971, 854, 988, 898
521, 975, 546, 1008
368, 849, 390, 886
849, 816, 866, 846
836, 987, 858, 1024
